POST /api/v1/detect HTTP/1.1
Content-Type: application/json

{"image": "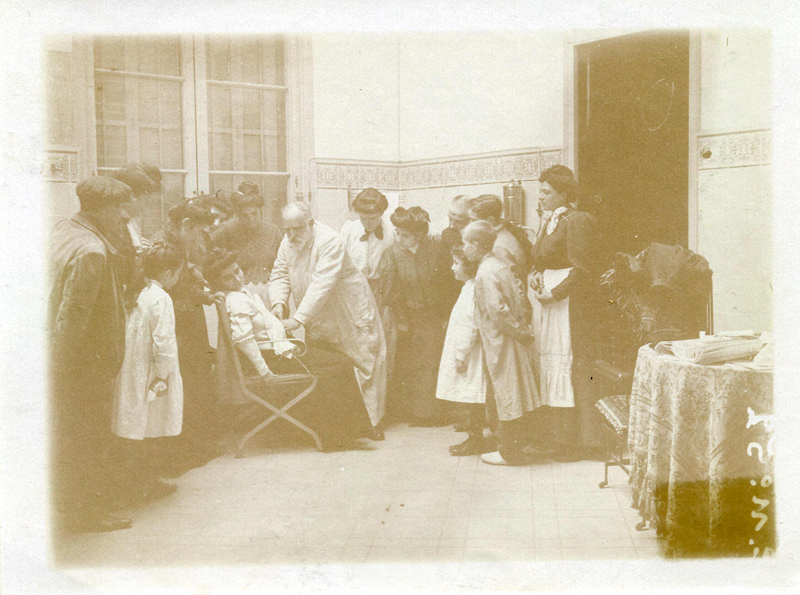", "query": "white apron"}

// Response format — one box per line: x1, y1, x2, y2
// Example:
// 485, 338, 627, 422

532, 268, 575, 408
